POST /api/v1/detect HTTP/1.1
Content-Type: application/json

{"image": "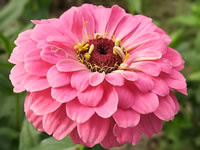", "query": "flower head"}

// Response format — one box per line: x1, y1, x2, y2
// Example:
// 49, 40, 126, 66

9, 4, 187, 148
